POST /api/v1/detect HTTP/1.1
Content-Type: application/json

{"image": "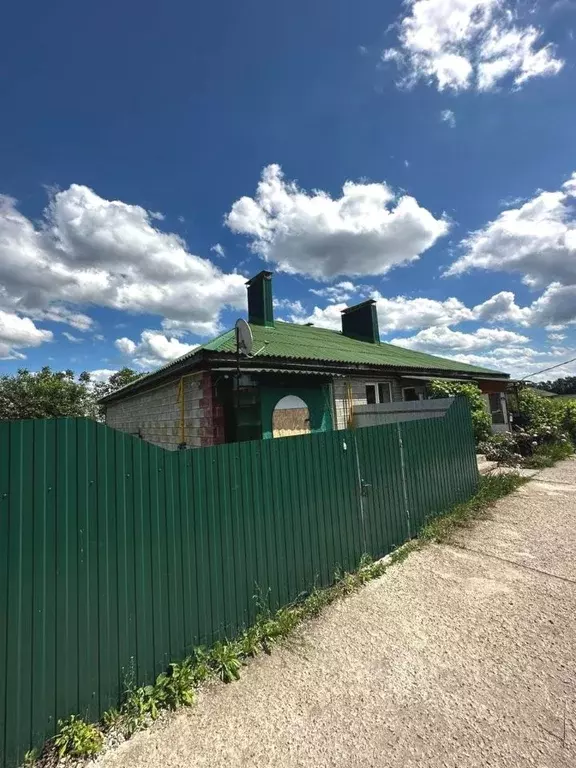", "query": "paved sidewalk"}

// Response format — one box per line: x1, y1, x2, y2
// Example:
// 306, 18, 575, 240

97, 460, 576, 768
